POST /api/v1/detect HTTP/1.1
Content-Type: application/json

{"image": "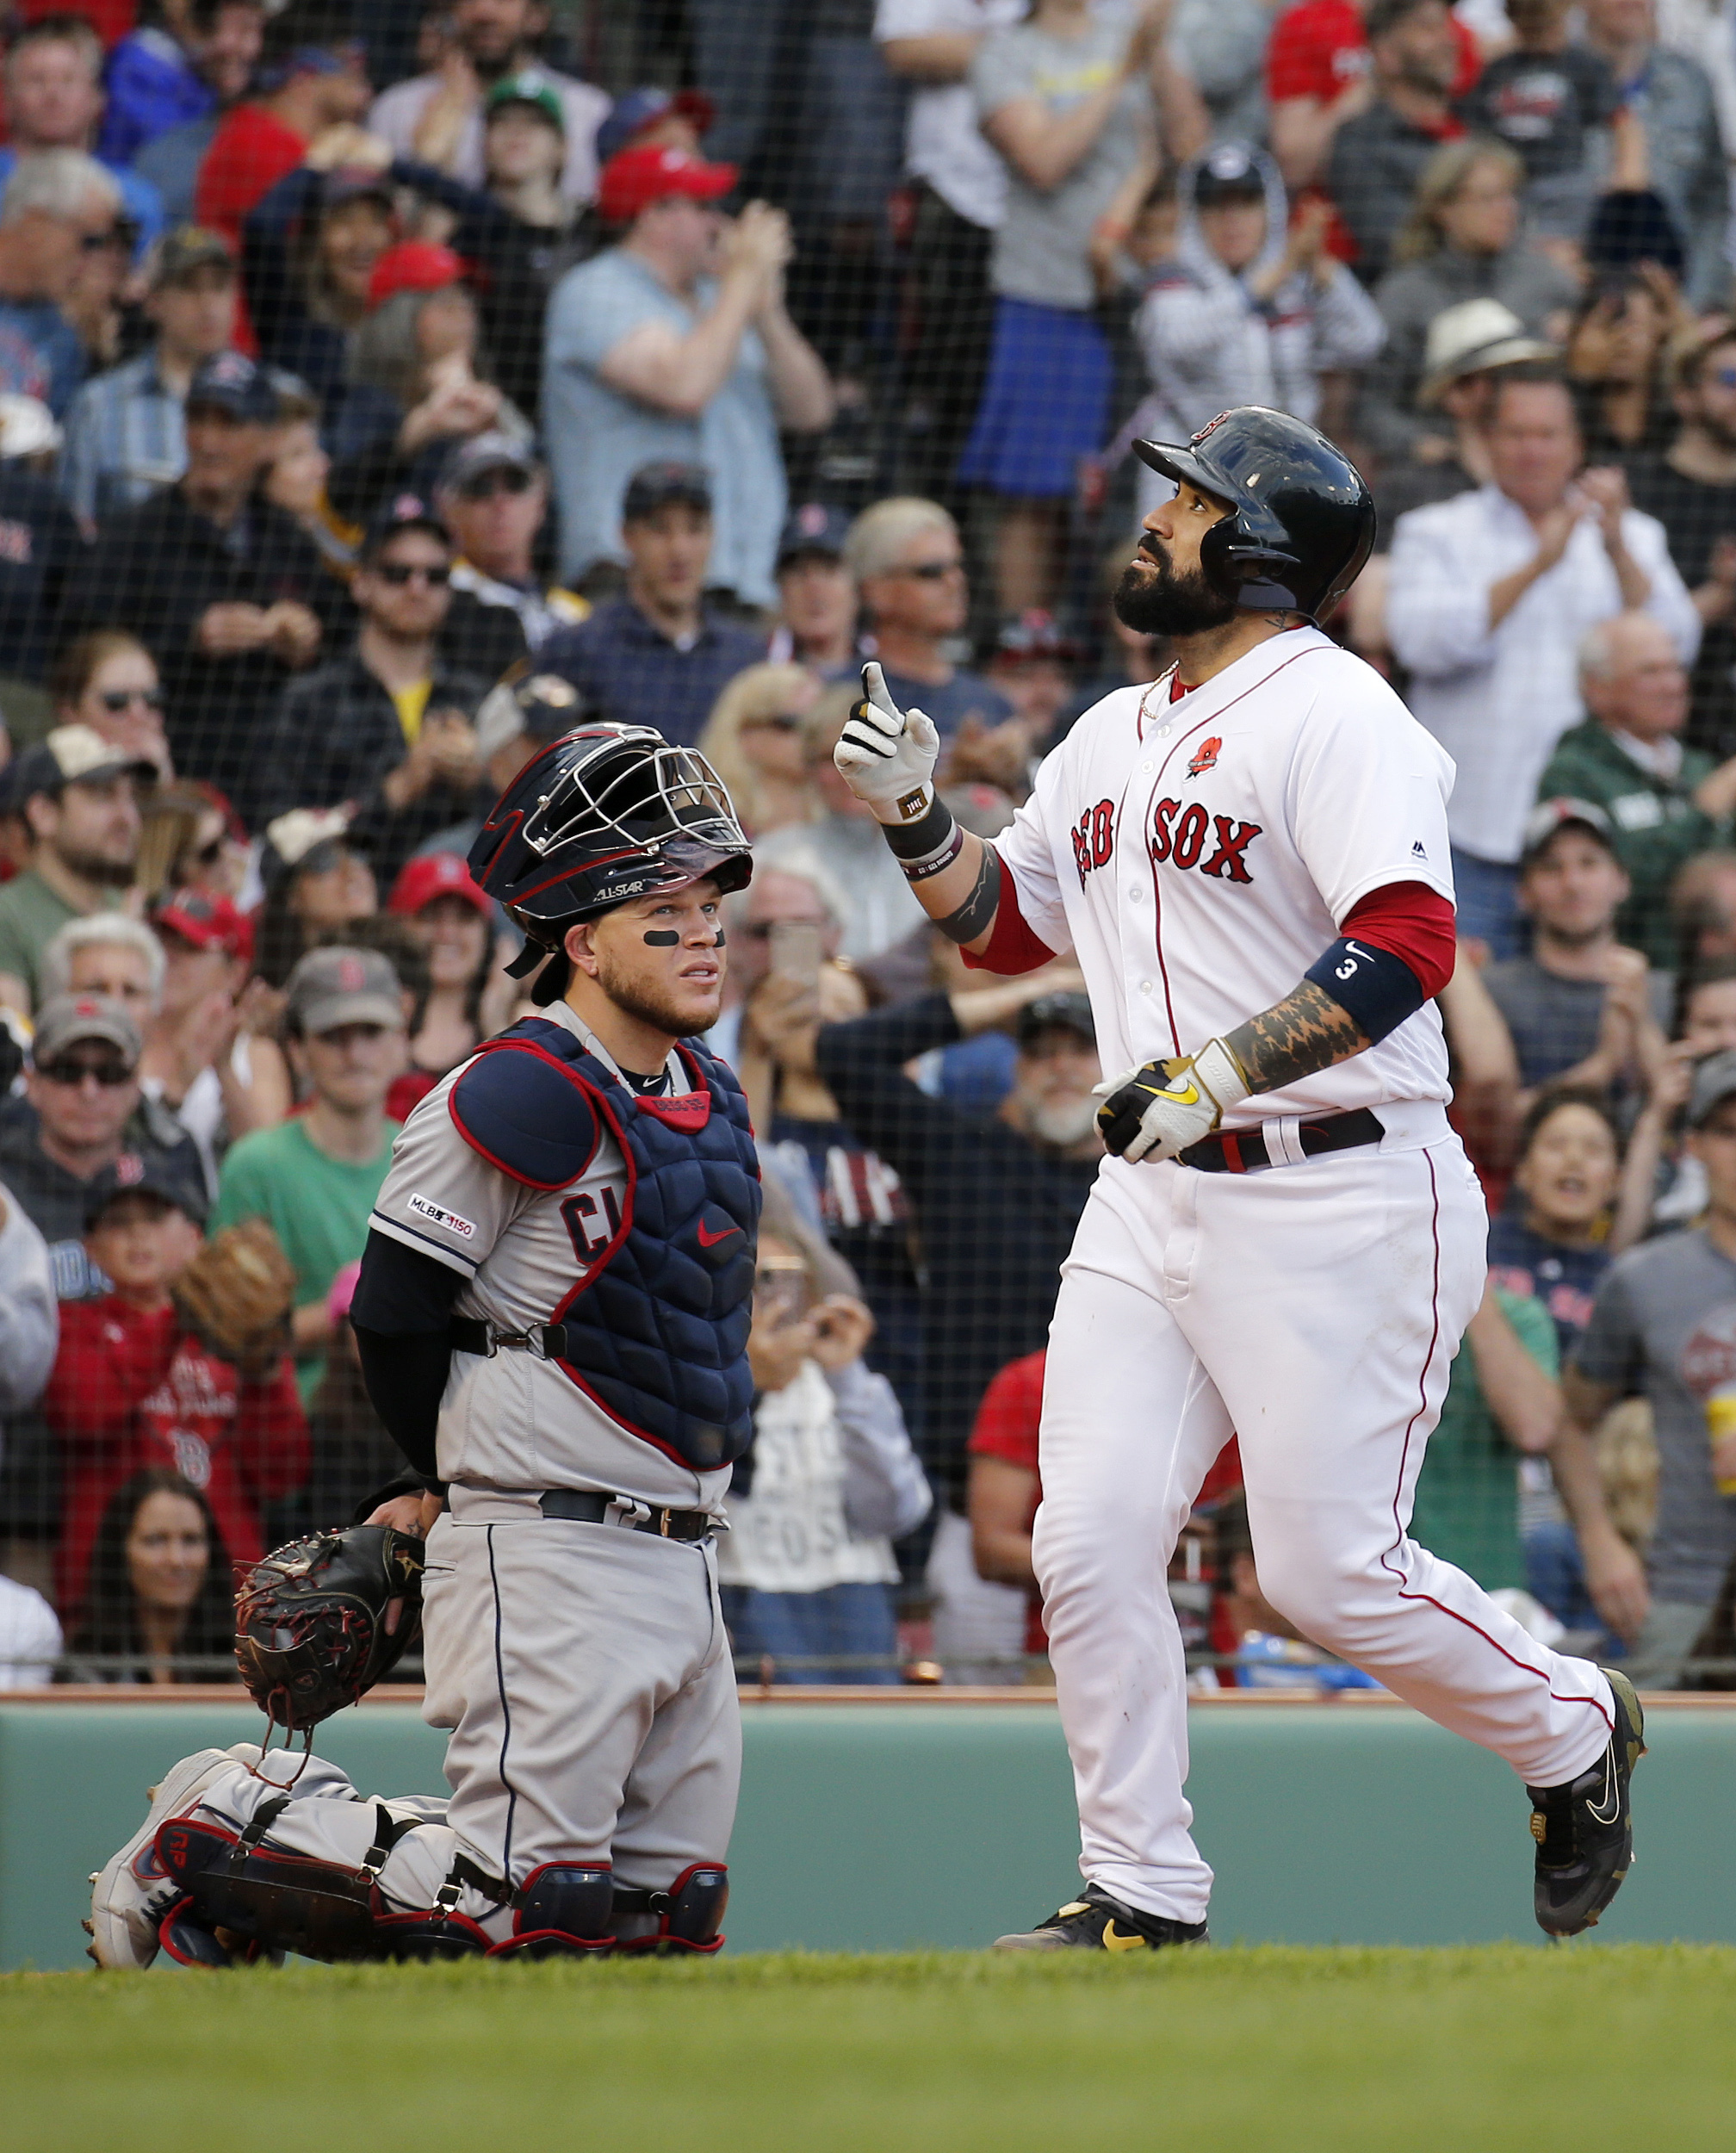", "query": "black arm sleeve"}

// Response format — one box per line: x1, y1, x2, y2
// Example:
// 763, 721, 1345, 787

350, 1230, 466, 1484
